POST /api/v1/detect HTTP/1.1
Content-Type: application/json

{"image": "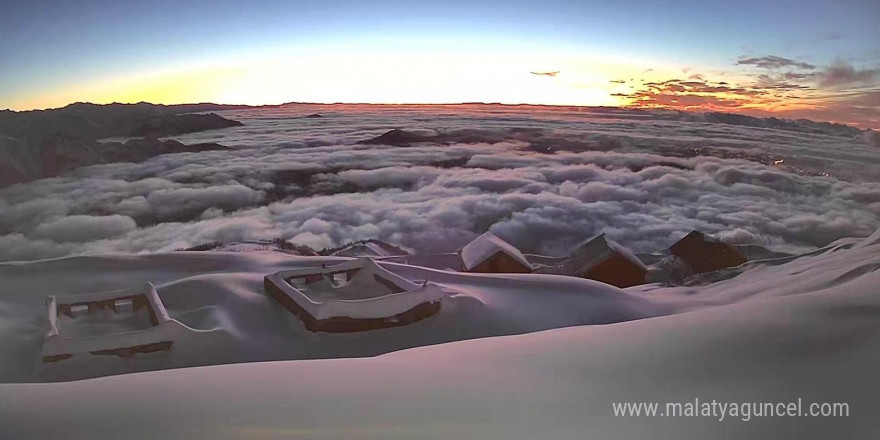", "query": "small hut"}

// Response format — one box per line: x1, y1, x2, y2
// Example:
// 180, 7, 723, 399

669, 230, 748, 274
570, 234, 648, 288
459, 232, 532, 273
